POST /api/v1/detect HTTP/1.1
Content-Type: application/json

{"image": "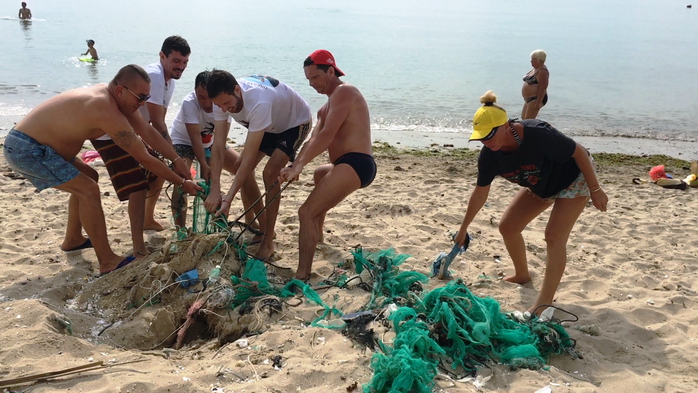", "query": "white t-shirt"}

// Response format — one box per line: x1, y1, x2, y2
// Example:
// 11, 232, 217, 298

213, 75, 311, 134
170, 91, 215, 148
96, 61, 175, 141
138, 61, 175, 123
